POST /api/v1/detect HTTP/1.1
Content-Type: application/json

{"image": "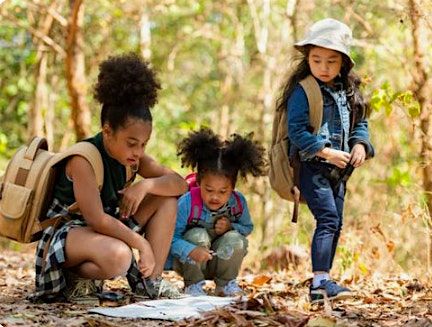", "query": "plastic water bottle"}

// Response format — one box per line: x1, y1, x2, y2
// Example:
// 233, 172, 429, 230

211, 246, 234, 260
